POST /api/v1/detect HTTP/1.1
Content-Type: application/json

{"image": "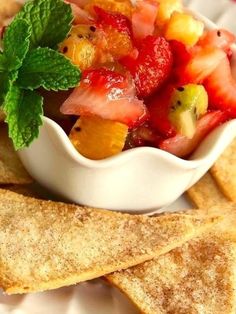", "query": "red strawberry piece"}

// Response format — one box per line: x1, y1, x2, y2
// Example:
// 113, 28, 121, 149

94, 6, 132, 36
148, 85, 176, 137
175, 46, 226, 85
169, 40, 191, 67
121, 36, 173, 98
125, 123, 162, 149
204, 55, 236, 118
60, 68, 148, 127
198, 29, 236, 57
159, 111, 228, 158
132, 0, 159, 41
